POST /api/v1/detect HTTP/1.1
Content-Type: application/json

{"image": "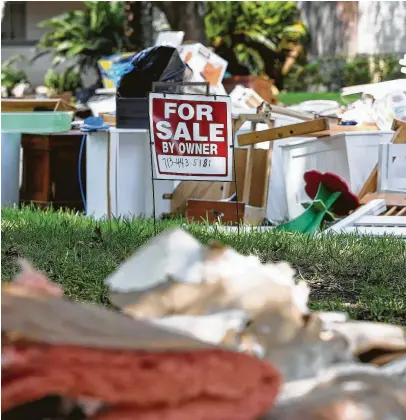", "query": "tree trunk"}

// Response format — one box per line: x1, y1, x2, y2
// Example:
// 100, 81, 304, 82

155, 1, 206, 44
125, 1, 154, 50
